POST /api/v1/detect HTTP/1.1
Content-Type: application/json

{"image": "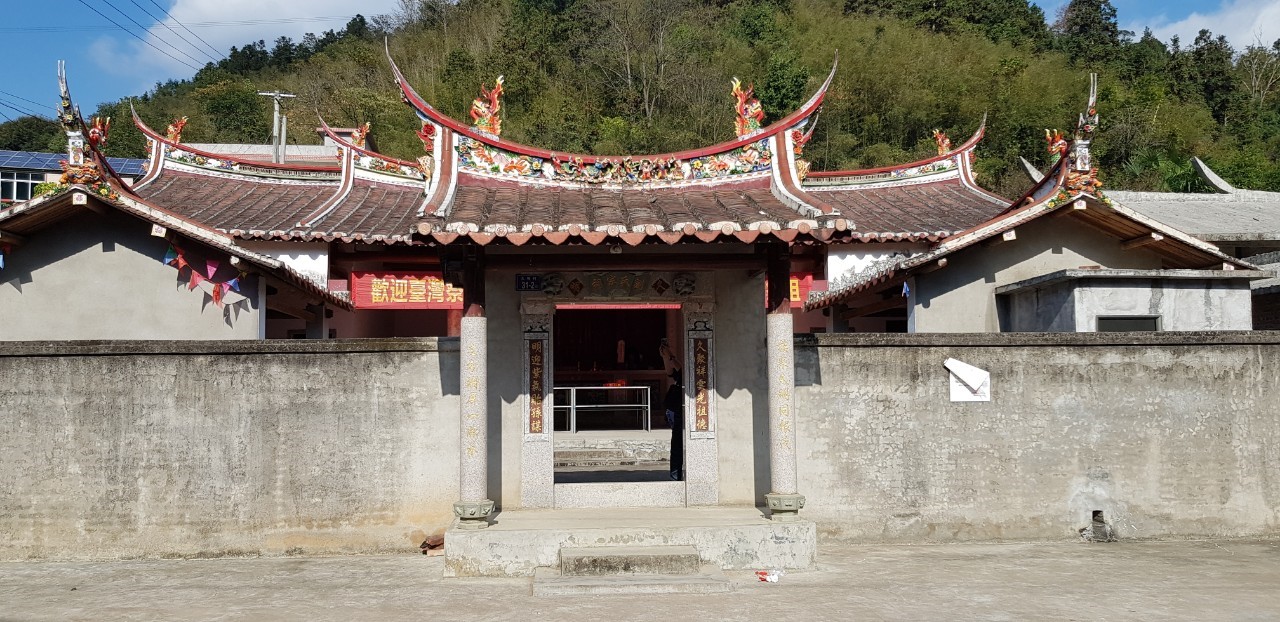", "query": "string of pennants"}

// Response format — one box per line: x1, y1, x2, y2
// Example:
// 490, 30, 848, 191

160, 243, 250, 309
